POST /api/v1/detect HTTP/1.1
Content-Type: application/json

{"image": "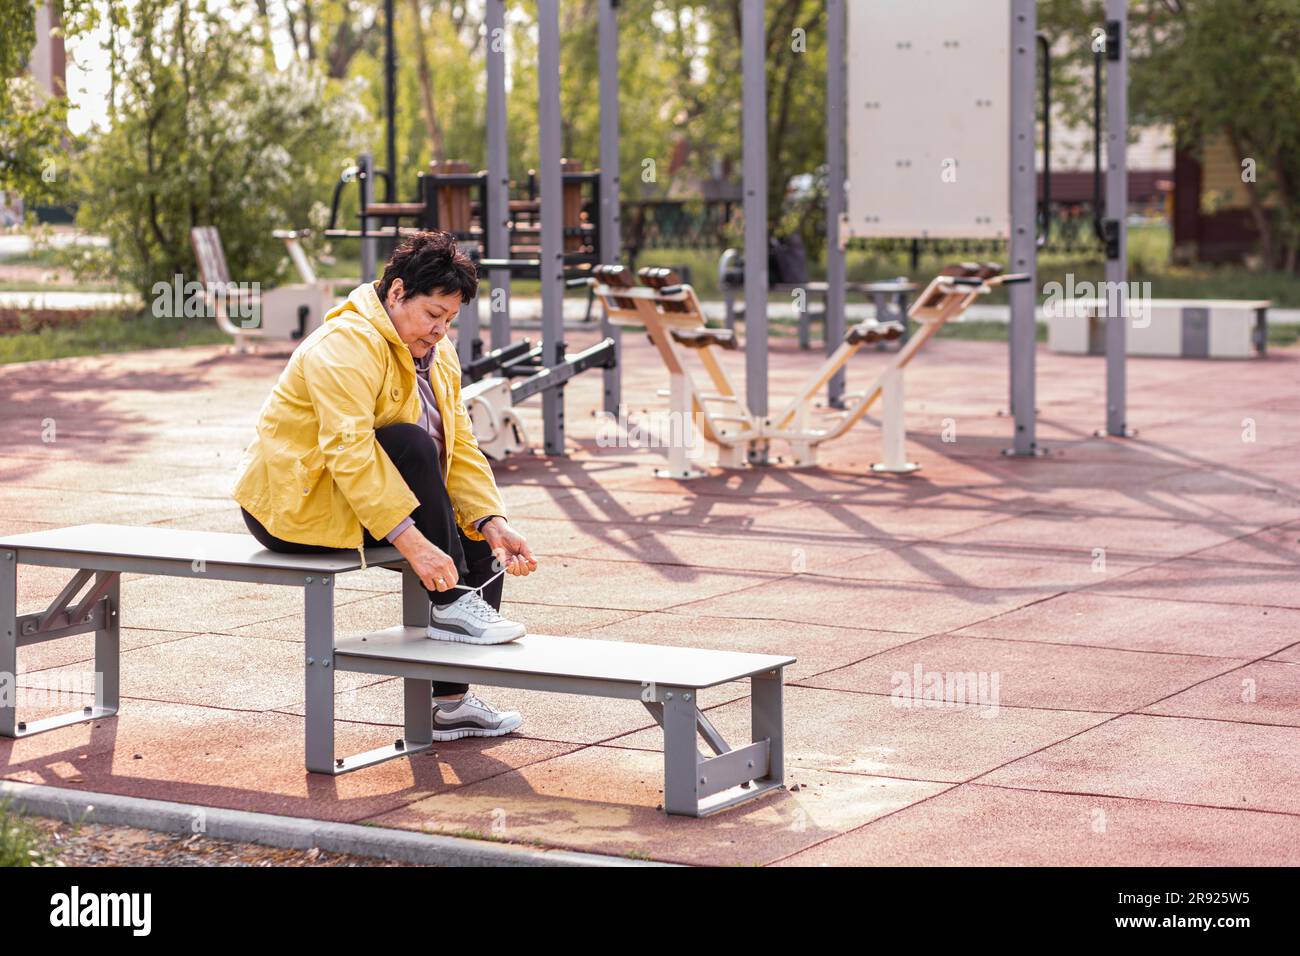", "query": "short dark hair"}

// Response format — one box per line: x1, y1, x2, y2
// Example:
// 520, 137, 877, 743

377, 230, 478, 304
